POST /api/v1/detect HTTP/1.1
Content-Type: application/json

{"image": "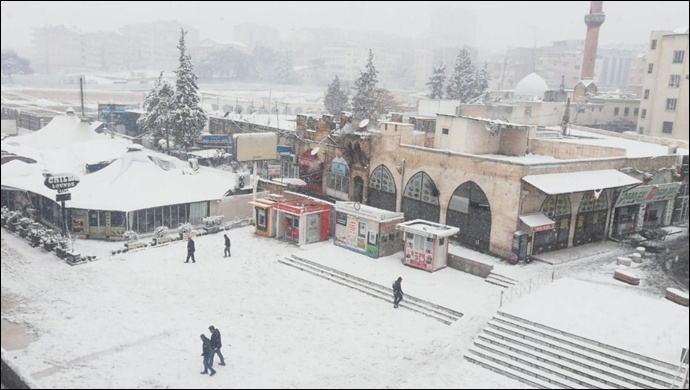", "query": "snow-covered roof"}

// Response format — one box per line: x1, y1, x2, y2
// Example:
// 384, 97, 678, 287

335, 201, 405, 222
187, 149, 230, 159
519, 213, 556, 229
271, 178, 307, 187
515, 72, 549, 97
522, 169, 641, 195
396, 219, 459, 238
